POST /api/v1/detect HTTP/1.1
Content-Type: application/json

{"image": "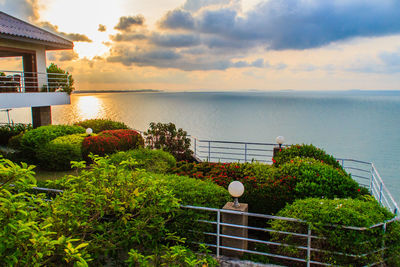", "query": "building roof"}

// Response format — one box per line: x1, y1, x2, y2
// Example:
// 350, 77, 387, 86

0, 11, 73, 50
